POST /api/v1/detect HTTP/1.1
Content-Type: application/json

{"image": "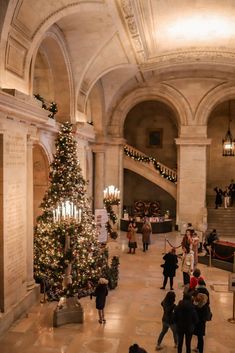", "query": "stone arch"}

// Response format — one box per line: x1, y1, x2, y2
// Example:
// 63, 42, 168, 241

86, 80, 105, 134
196, 82, 235, 125
108, 84, 191, 137
33, 143, 50, 224
30, 26, 74, 122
